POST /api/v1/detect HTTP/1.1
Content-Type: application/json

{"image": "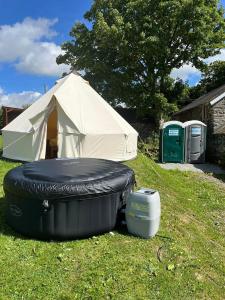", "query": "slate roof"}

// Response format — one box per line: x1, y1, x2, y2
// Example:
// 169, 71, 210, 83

175, 84, 225, 114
